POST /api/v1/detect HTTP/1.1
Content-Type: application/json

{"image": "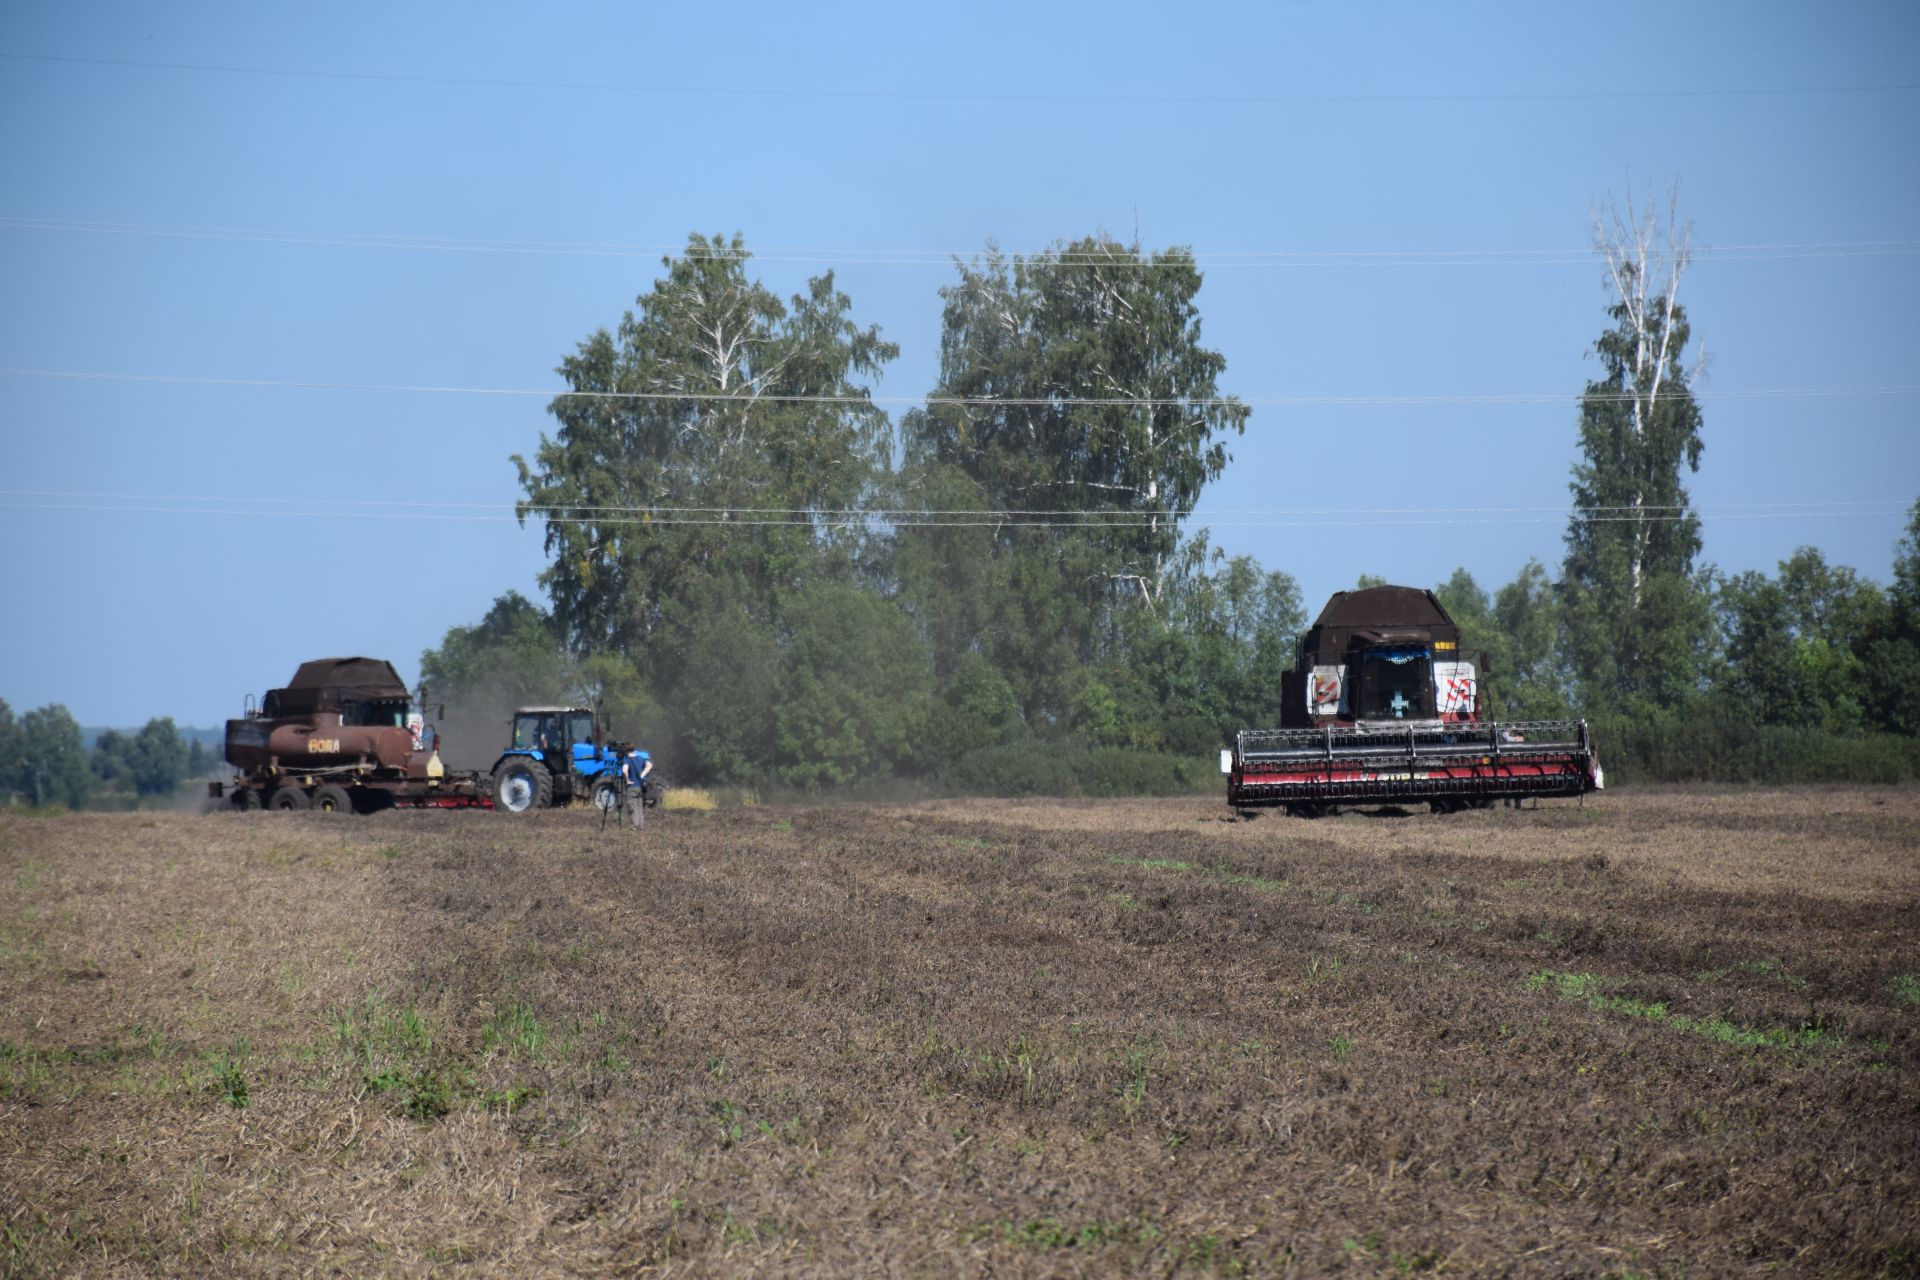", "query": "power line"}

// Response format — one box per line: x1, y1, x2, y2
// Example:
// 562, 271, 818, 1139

0, 496, 1905, 531
6, 216, 1917, 268
6, 51, 1915, 107
1, 490, 1902, 521
3, 367, 1914, 409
